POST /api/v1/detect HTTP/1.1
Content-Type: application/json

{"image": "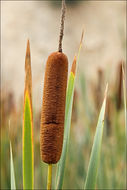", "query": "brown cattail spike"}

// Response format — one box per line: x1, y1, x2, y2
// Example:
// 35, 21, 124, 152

40, 52, 68, 164
116, 61, 123, 110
